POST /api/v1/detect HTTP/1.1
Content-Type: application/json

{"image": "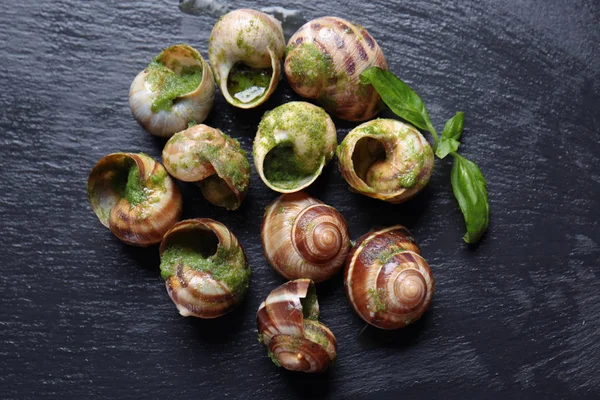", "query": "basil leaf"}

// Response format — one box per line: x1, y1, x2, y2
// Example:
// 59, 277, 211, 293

360, 67, 435, 133
442, 112, 464, 140
435, 137, 460, 159
451, 154, 489, 243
